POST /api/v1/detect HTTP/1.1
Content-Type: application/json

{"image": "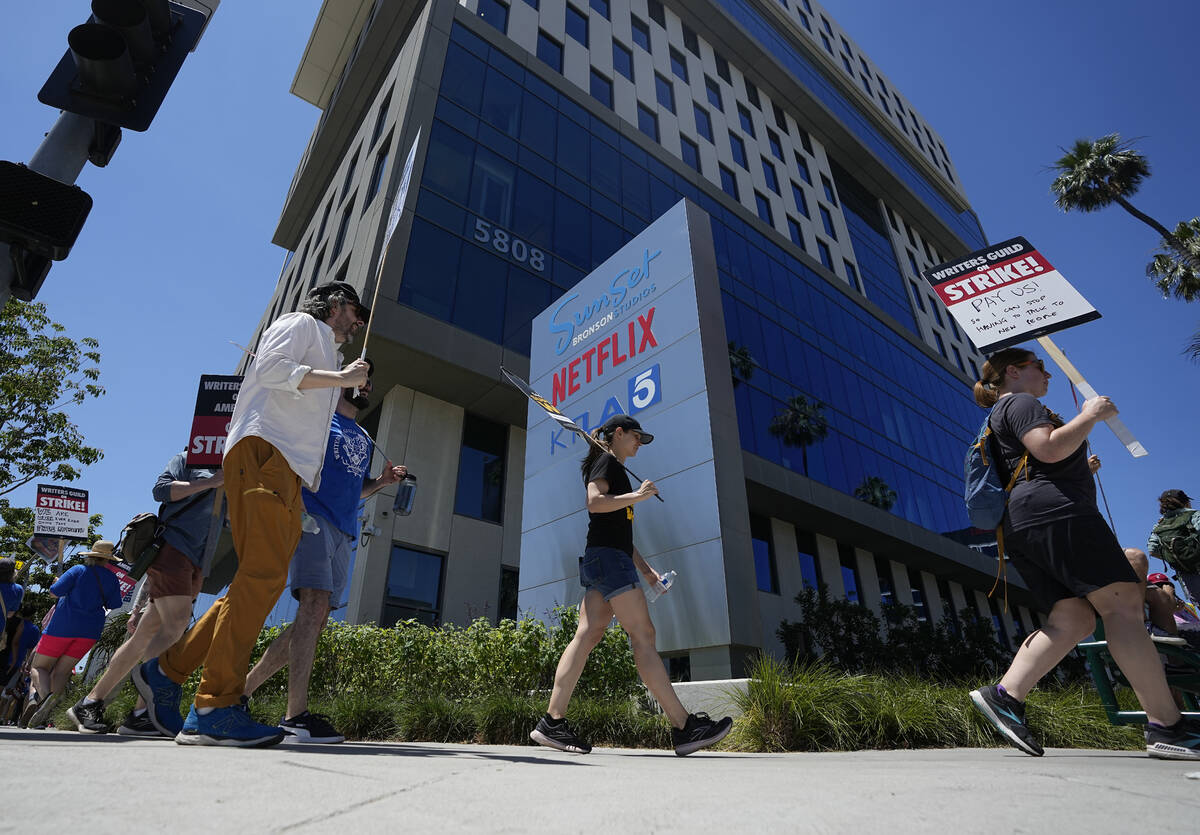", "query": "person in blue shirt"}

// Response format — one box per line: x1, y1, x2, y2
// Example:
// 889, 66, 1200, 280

244, 361, 405, 743
1, 558, 24, 628
21, 541, 123, 728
